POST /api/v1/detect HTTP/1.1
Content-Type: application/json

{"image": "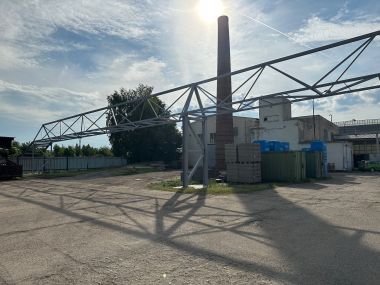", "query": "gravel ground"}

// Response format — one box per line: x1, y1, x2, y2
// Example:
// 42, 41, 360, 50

0, 171, 379, 284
